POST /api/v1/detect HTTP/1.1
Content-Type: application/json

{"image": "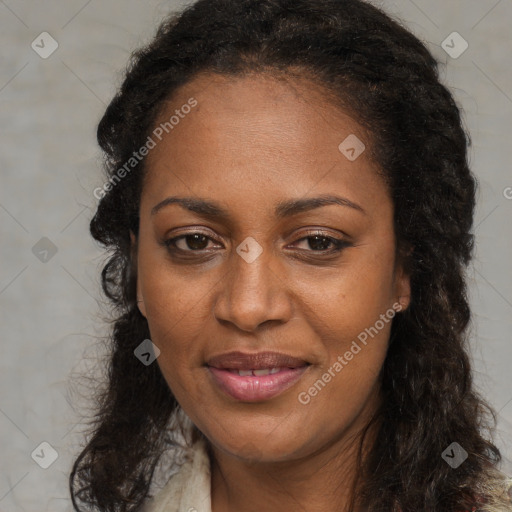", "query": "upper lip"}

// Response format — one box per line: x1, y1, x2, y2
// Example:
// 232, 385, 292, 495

206, 351, 309, 371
